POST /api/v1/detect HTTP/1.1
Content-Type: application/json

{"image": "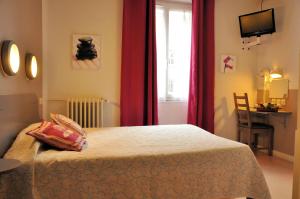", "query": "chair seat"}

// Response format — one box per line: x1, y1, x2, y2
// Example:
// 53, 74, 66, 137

239, 122, 274, 129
